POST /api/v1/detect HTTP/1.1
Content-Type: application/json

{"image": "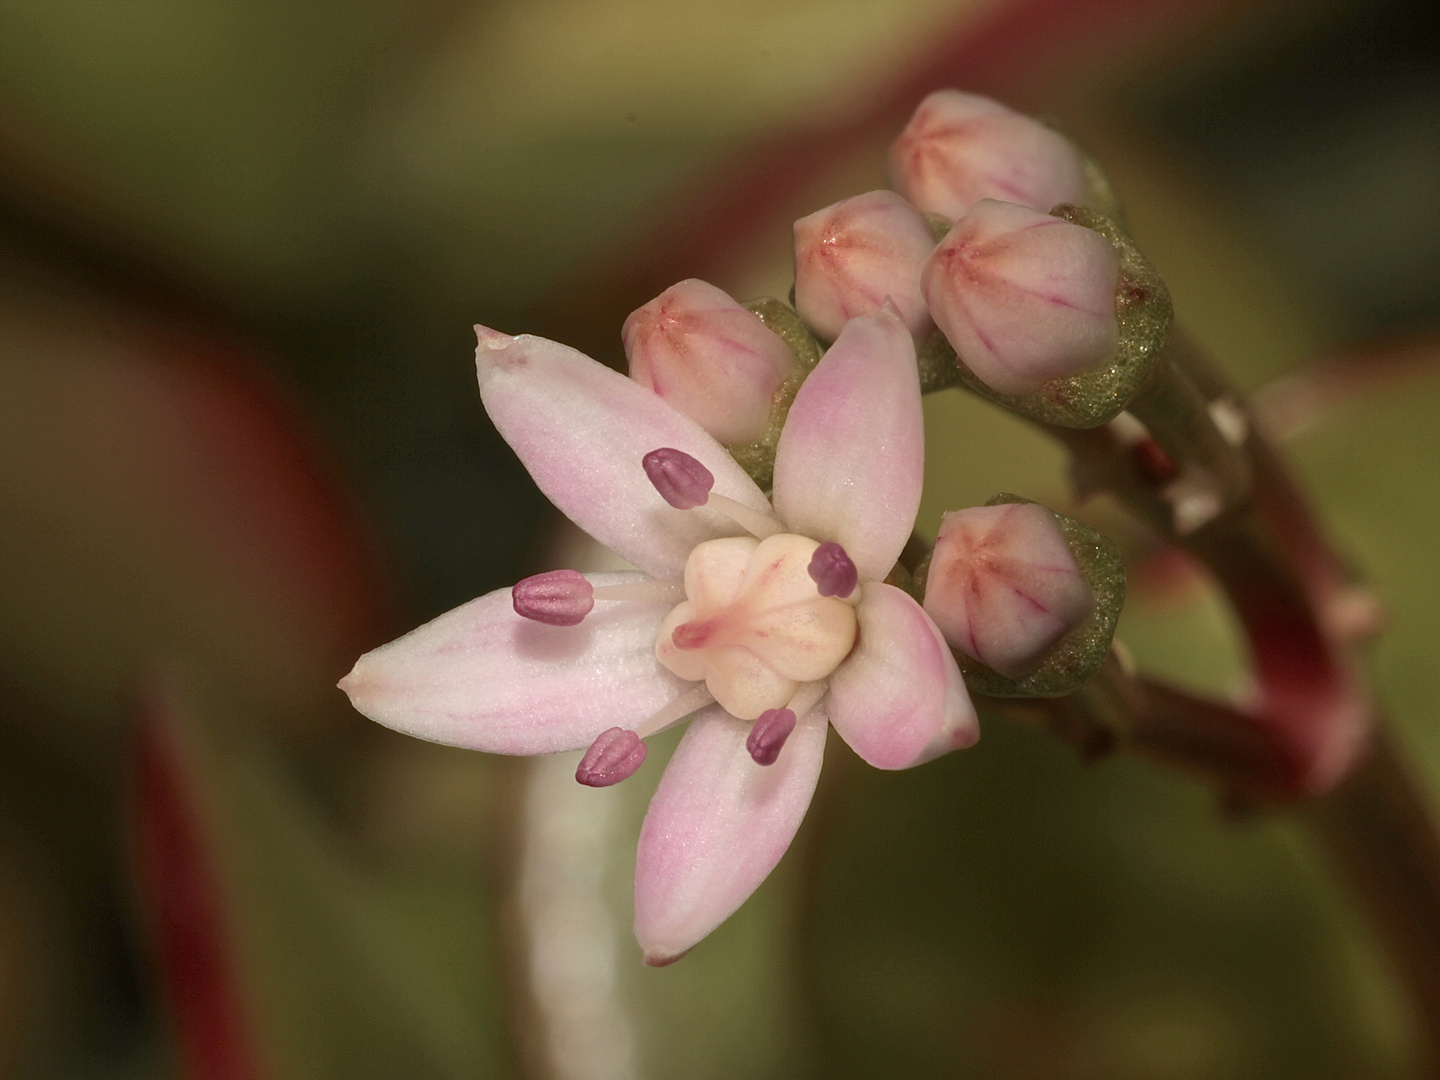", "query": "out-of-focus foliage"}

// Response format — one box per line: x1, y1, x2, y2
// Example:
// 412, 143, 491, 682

0, 0, 1437, 1077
